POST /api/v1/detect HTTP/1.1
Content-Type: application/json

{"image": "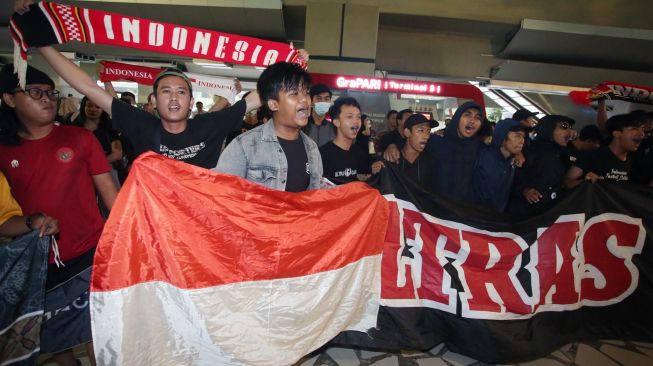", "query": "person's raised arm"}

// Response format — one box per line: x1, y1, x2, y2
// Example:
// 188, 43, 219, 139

97, 63, 118, 99
38, 46, 113, 114
244, 90, 261, 113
